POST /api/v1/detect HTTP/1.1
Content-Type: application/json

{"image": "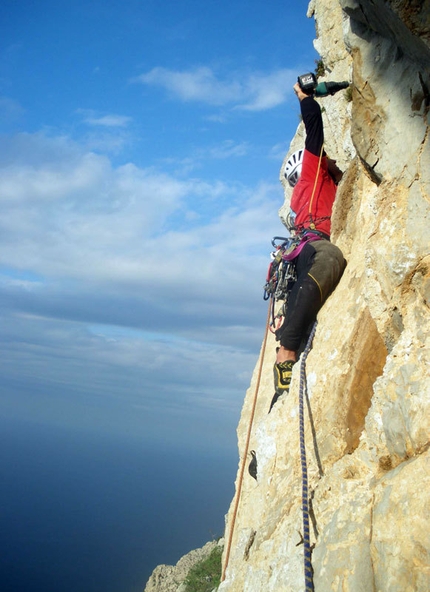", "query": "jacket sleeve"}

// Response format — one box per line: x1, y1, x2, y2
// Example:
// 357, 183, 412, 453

300, 96, 324, 157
